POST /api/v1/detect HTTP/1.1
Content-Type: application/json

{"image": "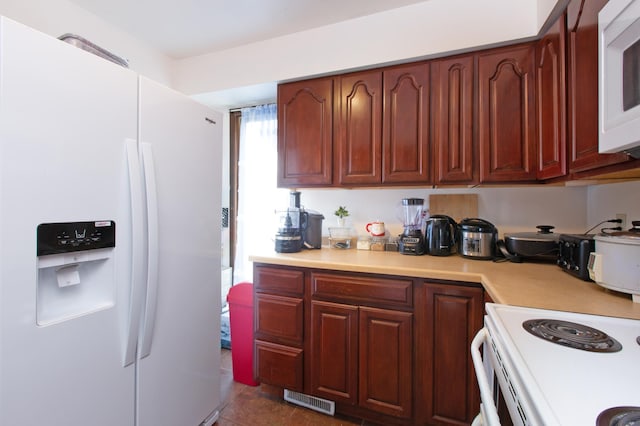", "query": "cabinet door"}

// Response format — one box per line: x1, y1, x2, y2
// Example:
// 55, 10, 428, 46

359, 307, 413, 419
382, 62, 431, 184
432, 55, 476, 184
310, 300, 359, 405
478, 43, 537, 182
335, 70, 383, 185
567, 0, 629, 173
255, 293, 304, 345
423, 283, 483, 425
277, 78, 333, 187
536, 14, 567, 180
255, 340, 304, 391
